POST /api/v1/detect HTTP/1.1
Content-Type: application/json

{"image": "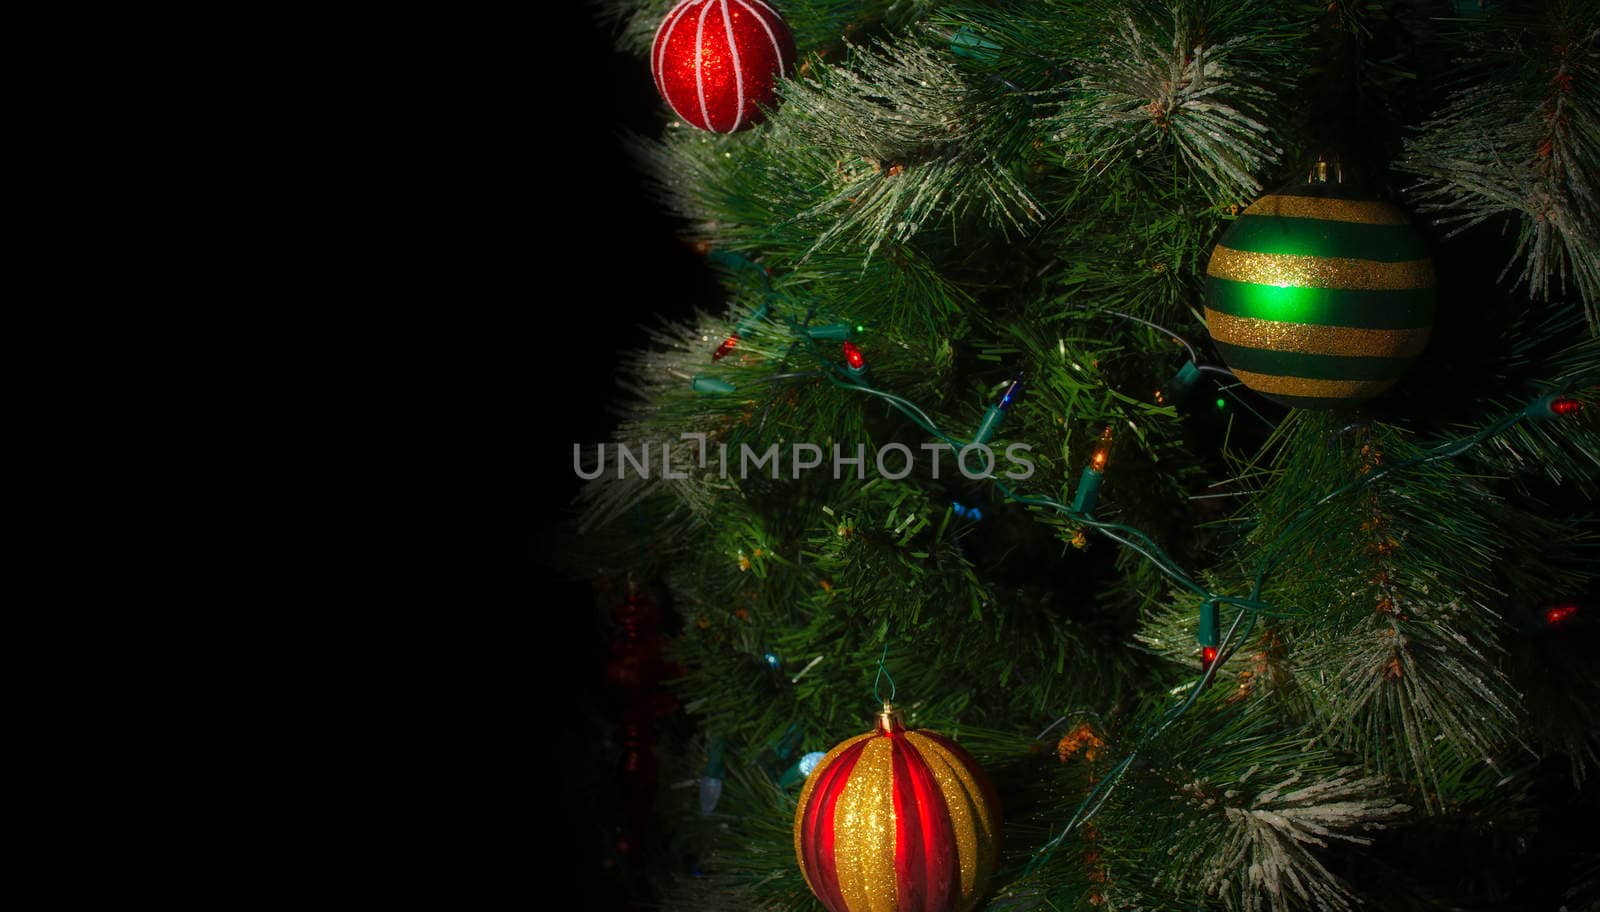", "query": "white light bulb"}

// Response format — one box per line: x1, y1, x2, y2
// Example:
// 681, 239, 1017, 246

798, 751, 827, 778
